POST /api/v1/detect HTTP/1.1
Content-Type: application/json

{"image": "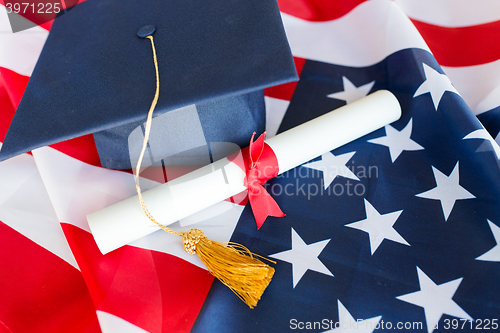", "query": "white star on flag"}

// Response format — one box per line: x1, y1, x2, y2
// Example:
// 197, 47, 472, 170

345, 199, 409, 255
476, 220, 500, 262
302, 152, 359, 189
463, 128, 500, 159
414, 63, 460, 111
322, 300, 382, 333
416, 162, 475, 221
327, 76, 375, 104
396, 267, 473, 333
269, 228, 333, 288
368, 118, 424, 162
